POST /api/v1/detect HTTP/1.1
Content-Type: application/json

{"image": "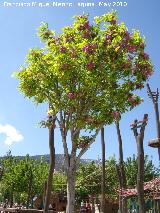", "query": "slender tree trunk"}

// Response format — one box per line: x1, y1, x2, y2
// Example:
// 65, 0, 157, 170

154, 102, 160, 159
44, 127, 55, 213
147, 84, 160, 159
10, 185, 14, 208
59, 112, 100, 213
101, 127, 105, 213
116, 122, 127, 213
132, 114, 147, 213
26, 168, 33, 209
66, 154, 76, 213
136, 135, 145, 213
43, 181, 47, 208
